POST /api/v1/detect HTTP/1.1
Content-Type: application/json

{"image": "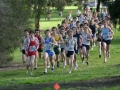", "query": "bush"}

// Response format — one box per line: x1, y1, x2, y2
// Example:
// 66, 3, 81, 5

0, 0, 31, 65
